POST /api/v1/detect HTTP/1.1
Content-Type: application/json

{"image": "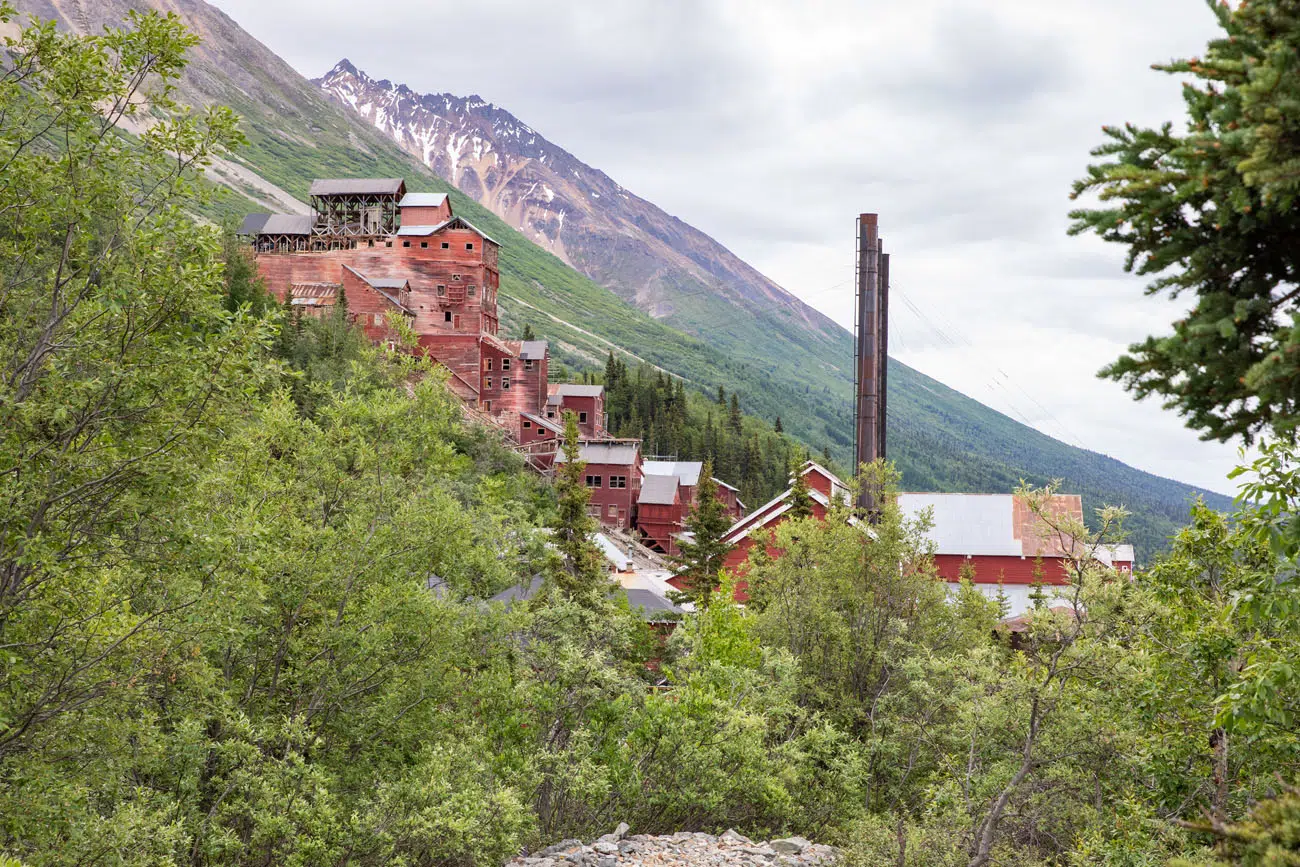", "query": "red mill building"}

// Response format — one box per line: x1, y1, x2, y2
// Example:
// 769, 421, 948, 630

243, 177, 743, 544
243, 180, 525, 417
